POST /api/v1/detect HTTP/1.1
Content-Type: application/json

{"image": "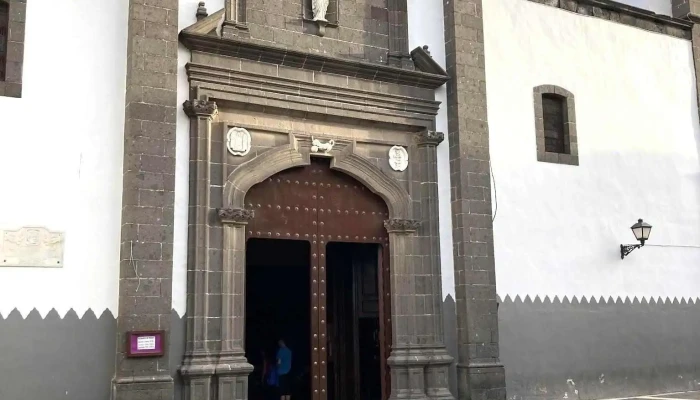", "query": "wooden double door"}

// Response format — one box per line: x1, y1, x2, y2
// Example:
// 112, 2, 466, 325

245, 158, 391, 400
